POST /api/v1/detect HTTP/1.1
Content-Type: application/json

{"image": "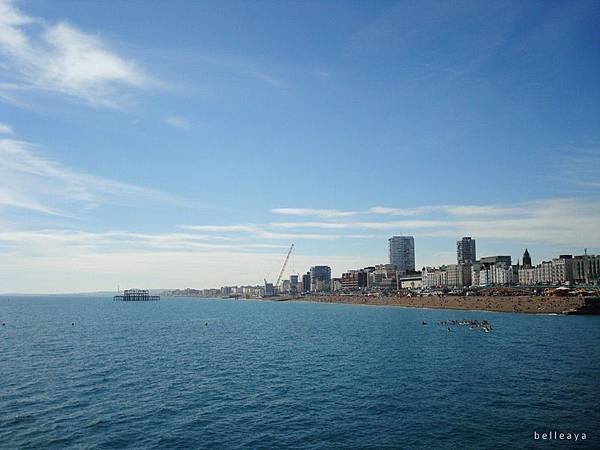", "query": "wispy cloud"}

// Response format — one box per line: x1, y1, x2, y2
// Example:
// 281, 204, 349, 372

190, 51, 293, 89
247, 70, 291, 89
269, 220, 445, 230
163, 115, 193, 130
0, 121, 13, 134
0, 0, 148, 107
0, 229, 287, 252
178, 223, 372, 241
0, 246, 371, 294
556, 144, 600, 190
267, 198, 600, 246
270, 221, 350, 229
270, 208, 358, 218
2, 197, 598, 293
273, 204, 525, 218
253, 230, 372, 241
368, 206, 428, 216
368, 204, 523, 217
0, 136, 195, 216
178, 224, 258, 233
